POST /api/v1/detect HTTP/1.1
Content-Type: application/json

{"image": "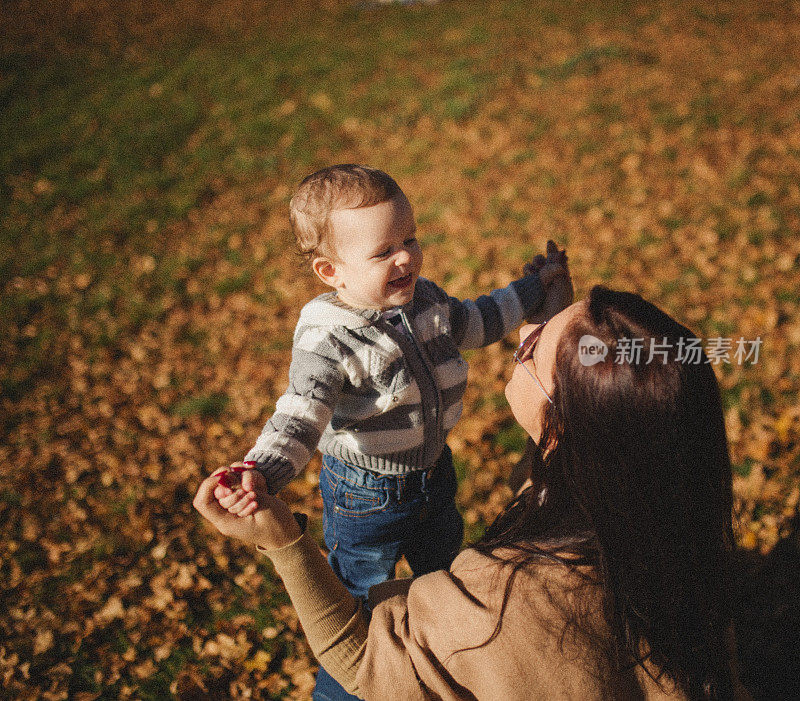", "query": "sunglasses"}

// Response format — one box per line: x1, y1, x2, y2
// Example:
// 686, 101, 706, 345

513, 320, 554, 404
